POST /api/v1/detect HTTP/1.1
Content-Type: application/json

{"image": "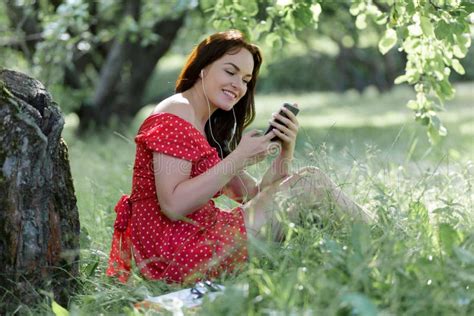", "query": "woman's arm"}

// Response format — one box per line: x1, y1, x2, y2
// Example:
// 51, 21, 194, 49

259, 146, 293, 189
153, 150, 244, 221
154, 130, 275, 221
222, 170, 260, 203
223, 148, 293, 202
